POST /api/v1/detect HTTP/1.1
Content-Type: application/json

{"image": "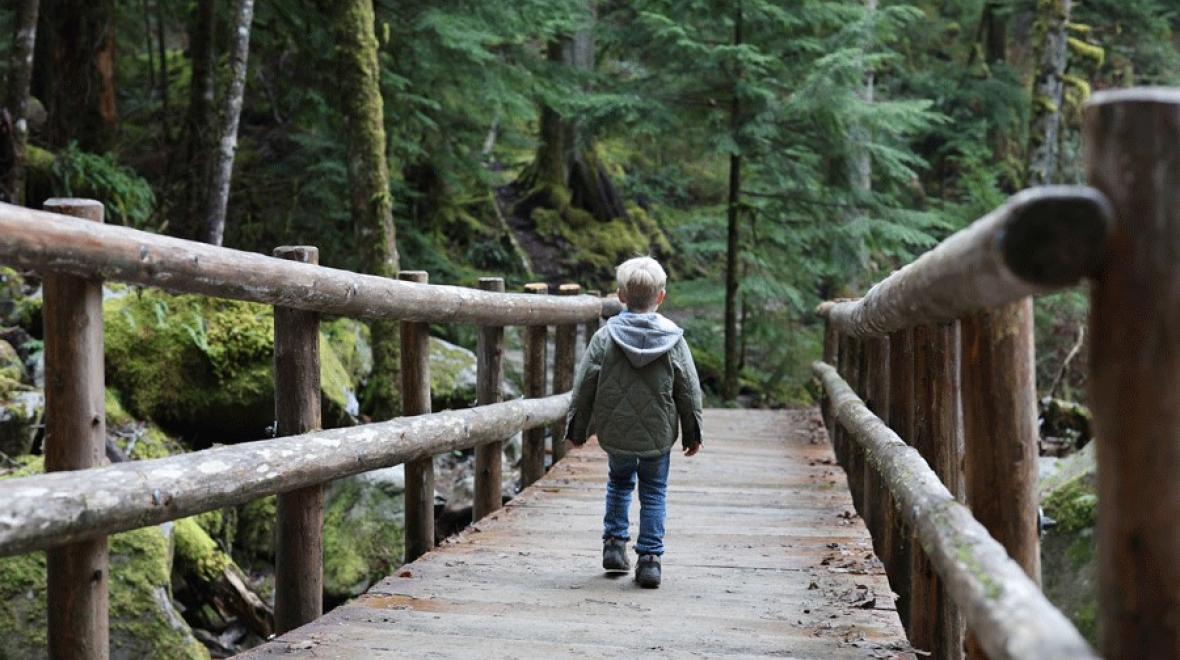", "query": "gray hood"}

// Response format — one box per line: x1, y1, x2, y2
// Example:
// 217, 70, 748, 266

606, 312, 684, 367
